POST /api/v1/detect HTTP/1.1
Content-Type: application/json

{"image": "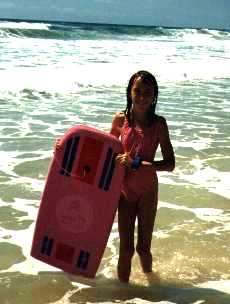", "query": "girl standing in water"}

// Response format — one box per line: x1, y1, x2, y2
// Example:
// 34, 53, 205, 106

110, 70, 175, 283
